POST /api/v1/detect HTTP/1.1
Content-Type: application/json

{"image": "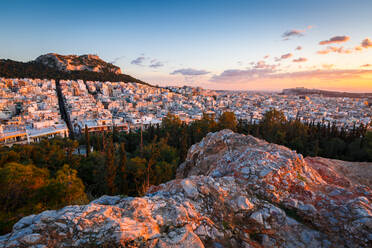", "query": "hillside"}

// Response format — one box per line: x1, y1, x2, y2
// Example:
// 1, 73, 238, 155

0, 57, 151, 86
35, 53, 122, 74
282, 87, 372, 98
1, 130, 371, 247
